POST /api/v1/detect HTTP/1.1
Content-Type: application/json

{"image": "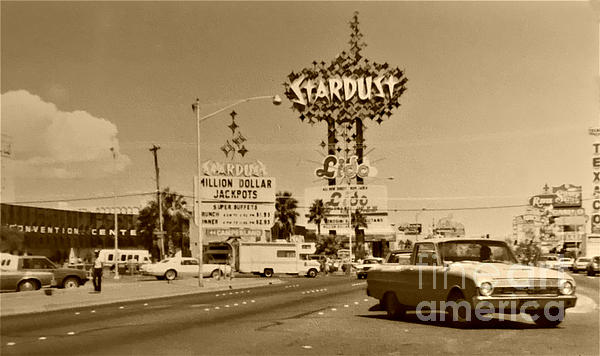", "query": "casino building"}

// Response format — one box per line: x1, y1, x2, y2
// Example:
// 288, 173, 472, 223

1, 203, 145, 263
